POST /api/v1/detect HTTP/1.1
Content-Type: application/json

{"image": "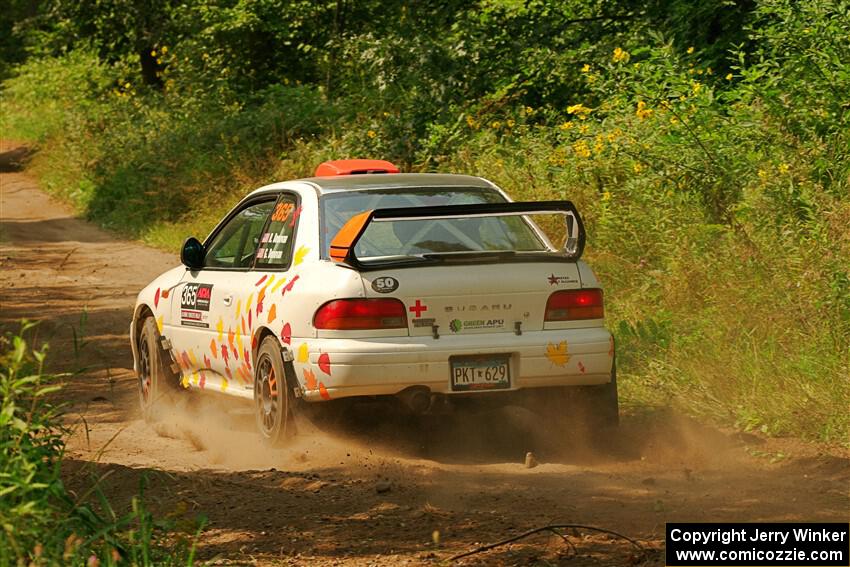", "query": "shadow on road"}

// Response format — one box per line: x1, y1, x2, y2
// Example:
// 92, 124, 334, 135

0, 145, 33, 172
